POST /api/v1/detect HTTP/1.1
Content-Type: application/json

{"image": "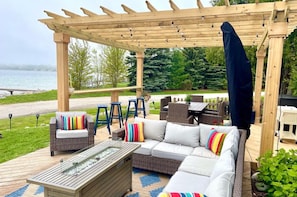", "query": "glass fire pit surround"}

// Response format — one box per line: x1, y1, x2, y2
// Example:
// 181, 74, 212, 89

61, 147, 120, 176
